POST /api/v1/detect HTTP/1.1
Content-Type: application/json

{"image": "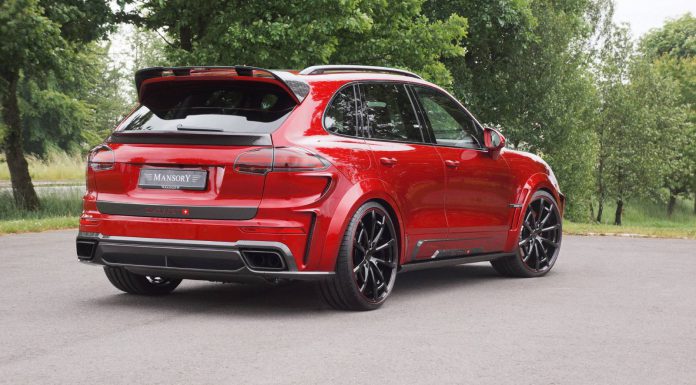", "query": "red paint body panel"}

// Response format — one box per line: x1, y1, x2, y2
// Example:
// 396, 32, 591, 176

81, 70, 564, 273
